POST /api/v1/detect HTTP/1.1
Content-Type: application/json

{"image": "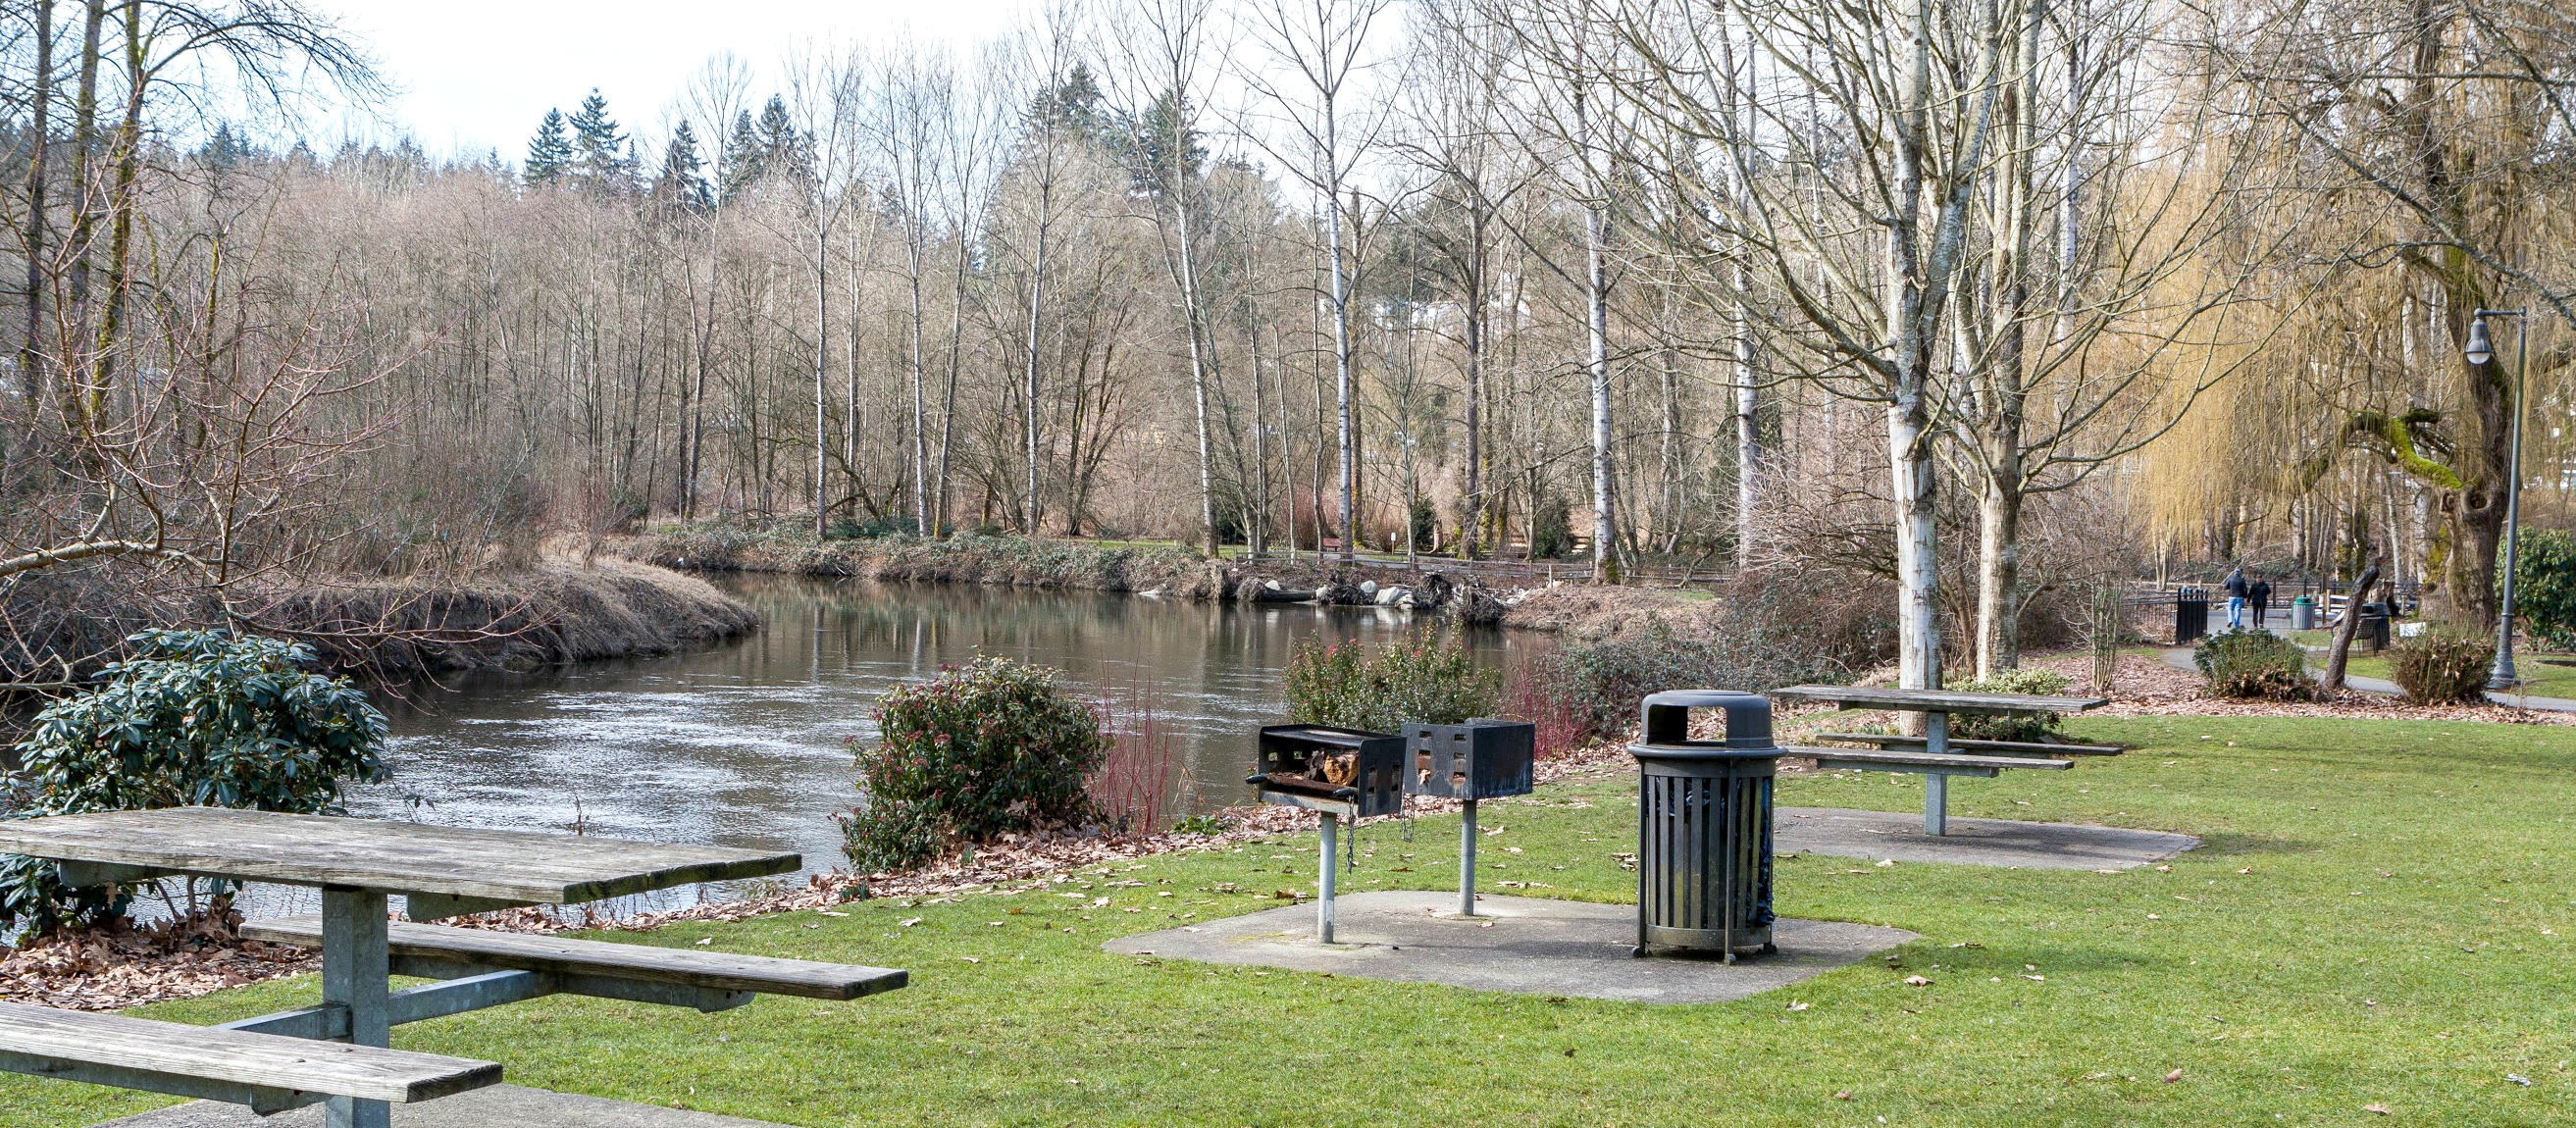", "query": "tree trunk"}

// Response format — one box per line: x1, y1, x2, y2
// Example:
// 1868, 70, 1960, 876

1458, 265, 1483, 559
1329, 187, 1355, 563
1974, 0, 2043, 679
1974, 472, 2025, 678
59, 0, 103, 438
2319, 559, 2382, 692
812, 224, 830, 538
19, 0, 52, 414
906, 239, 930, 534
1173, 183, 1220, 560
1579, 80, 1618, 585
